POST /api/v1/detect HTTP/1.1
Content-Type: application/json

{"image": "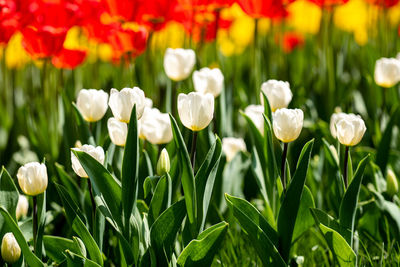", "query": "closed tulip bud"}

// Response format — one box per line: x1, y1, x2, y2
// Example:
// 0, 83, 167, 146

109, 87, 146, 123
71, 145, 105, 178
336, 115, 366, 146
374, 57, 400, 88
1, 233, 21, 264
329, 145, 340, 166
272, 108, 304, 143
157, 149, 170, 175
76, 89, 109, 122
178, 92, 214, 131
244, 105, 265, 135
260, 80, 292, 112
386, 169, 398, 197
330, 112, 348, 138
17, 162, 48, 196
139, 108, 173, 144
193, 67, 224, 97
107, 118, 128, 147
16, 195, 29, 220
164, 48, 196, 81
222, 137, 247, 162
